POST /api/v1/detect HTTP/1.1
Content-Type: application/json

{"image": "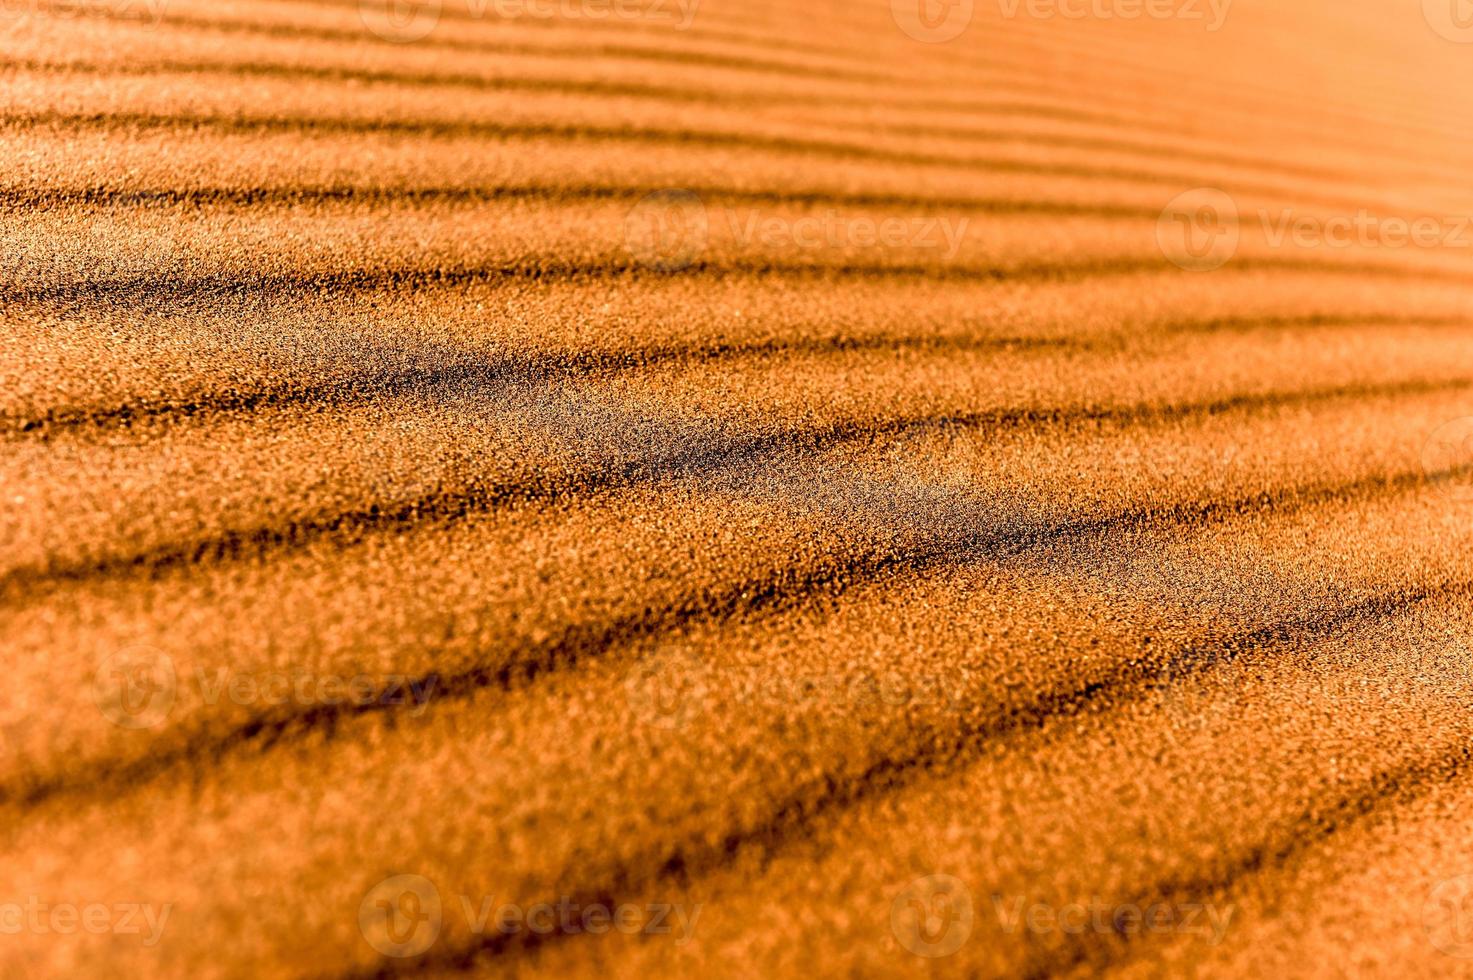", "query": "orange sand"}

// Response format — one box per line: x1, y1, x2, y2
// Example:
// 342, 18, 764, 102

4, 0, 1473, 976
